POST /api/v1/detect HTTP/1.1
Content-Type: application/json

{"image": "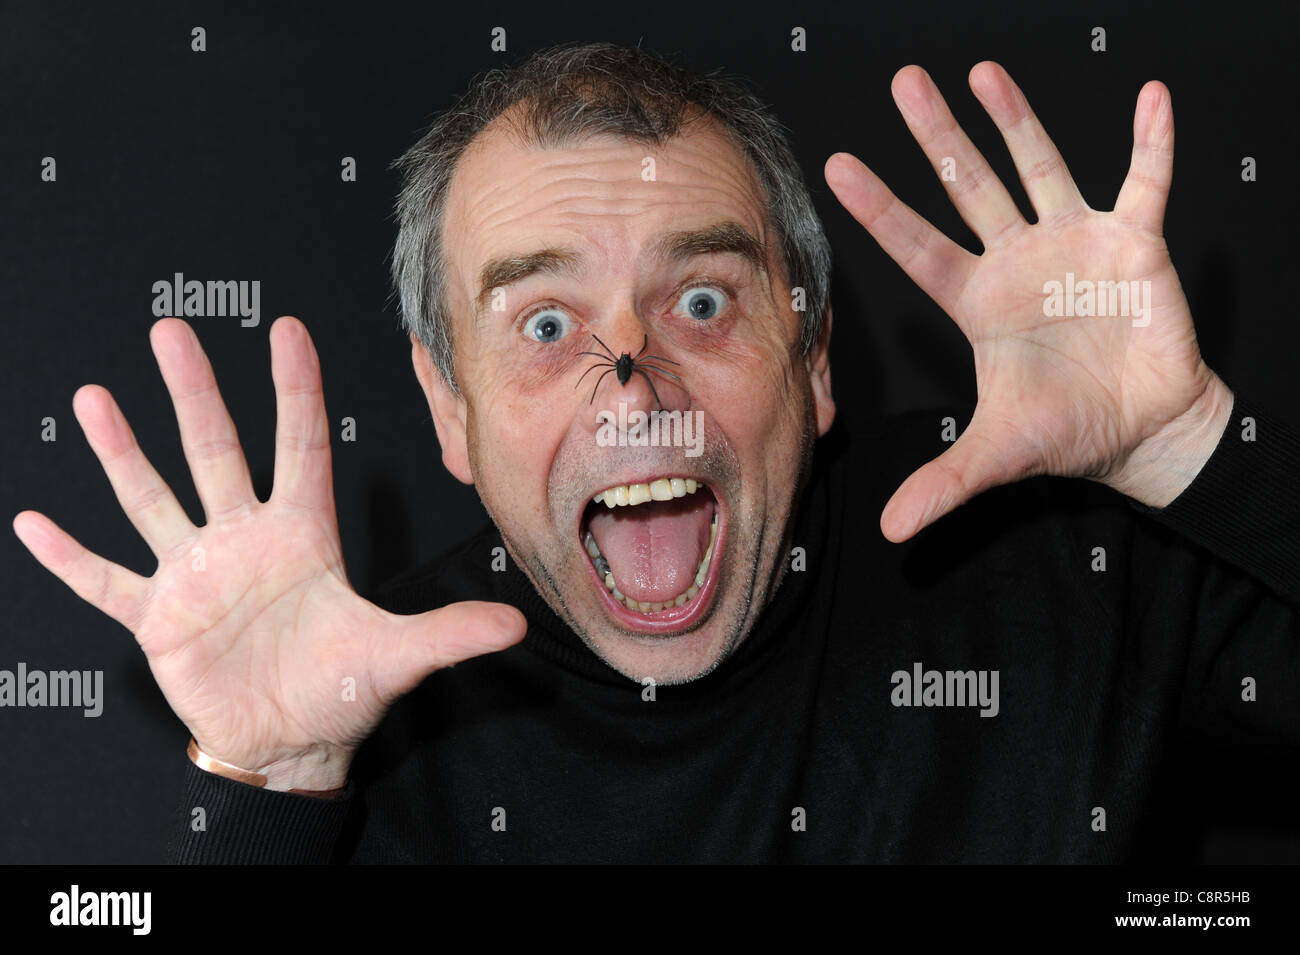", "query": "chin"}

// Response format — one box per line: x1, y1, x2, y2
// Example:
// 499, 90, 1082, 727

583, 612, 739, 685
